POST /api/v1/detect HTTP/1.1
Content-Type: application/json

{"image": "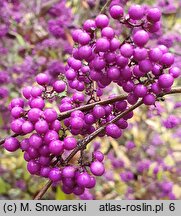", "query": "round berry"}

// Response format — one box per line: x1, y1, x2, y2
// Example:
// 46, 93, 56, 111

106, 123, 122, 139
95, 14, 109, 28
128, 5, 144, 20
36, 73, 49, 86
49, 140, 64, 155
109, 5, 124, 19
147, 8, 161, 23
134, 84, 147, 97
27, 161, 40, 175
53, 80, 66, 93
77, 172, 91, 187
90, 161, 105, 176
64, 136, 77, 150
62, 166, 76, 178
4, 137, 20, 152
93, 105, 105, 119
43, 108, 57, 123
133, 30, 149, 47
120, 43, 133, 58
143, 94, 156, 105
169, 67, 180, 78
158, 74, 174, 89
96, 37, 110, 52
49, 168, 62, 182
